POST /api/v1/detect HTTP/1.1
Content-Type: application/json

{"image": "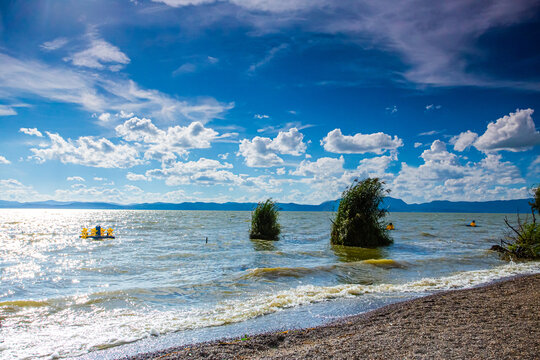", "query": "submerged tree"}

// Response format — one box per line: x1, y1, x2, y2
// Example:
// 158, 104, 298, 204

331, 178, 392, 247
493, 186, 540, 260
249, 199, 281, 240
